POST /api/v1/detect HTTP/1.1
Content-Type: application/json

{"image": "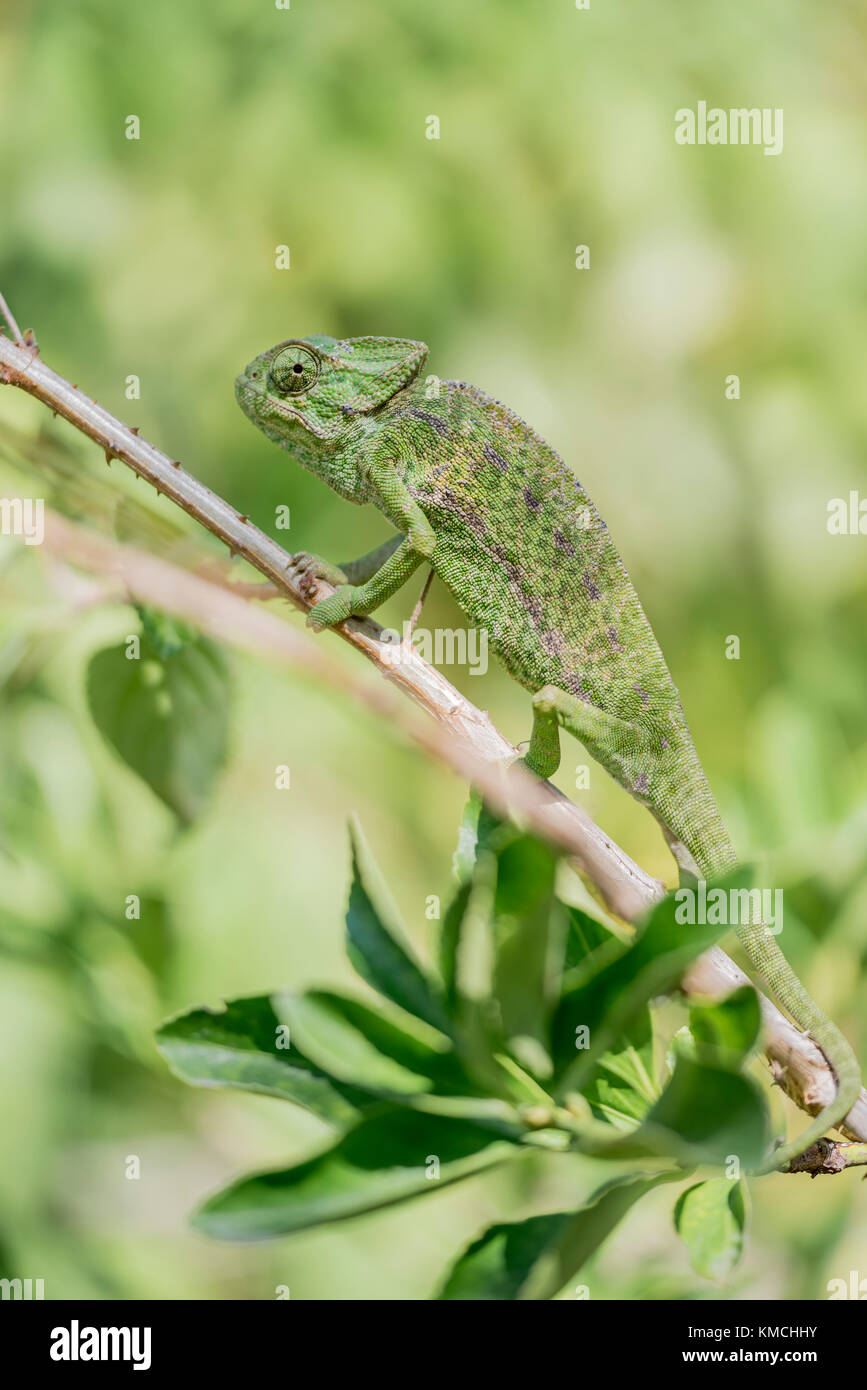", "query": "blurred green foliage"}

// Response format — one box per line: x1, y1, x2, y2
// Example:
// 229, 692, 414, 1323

159, 819, 770, 1299
0, 0, 866, 1299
